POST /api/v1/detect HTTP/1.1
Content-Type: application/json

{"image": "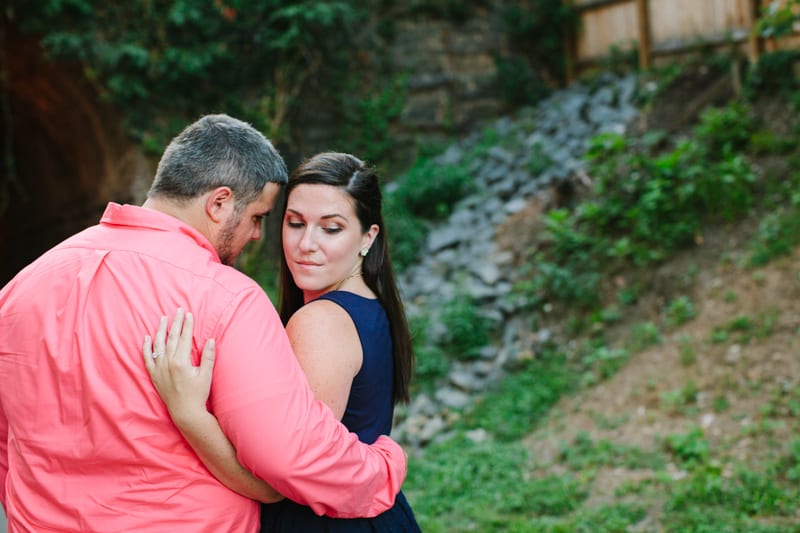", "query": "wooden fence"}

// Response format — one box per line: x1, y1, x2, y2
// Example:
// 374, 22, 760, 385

567, 0, 800, 78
